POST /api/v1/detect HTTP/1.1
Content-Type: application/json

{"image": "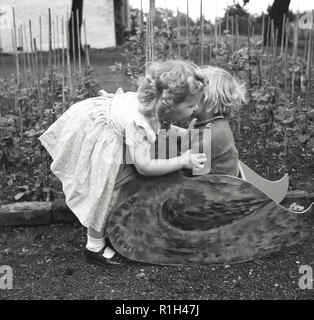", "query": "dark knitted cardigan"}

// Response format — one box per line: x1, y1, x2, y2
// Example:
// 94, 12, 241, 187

192, 115, 239, 177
